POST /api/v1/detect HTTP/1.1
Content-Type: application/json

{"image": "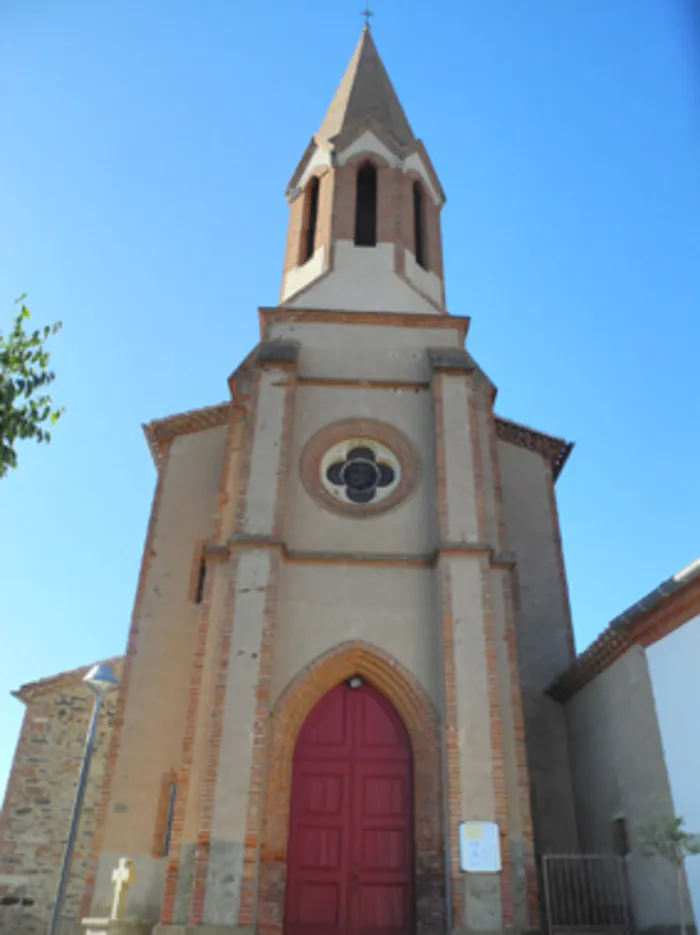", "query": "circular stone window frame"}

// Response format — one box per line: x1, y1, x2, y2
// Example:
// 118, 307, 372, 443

300, 418, 420, 518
